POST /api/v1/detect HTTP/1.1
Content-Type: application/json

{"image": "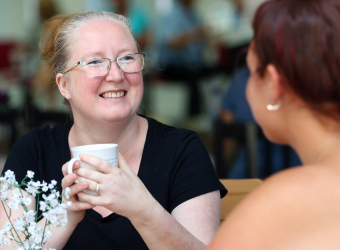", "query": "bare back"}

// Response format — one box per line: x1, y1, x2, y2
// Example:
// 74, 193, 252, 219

209, 161, 340, 249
